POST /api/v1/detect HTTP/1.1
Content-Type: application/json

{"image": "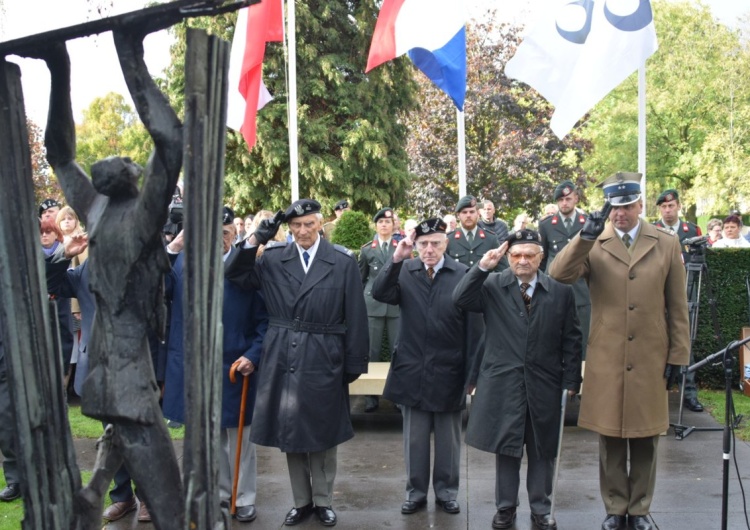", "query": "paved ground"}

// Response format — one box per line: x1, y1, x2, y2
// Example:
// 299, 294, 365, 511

92, 392, 750, 529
